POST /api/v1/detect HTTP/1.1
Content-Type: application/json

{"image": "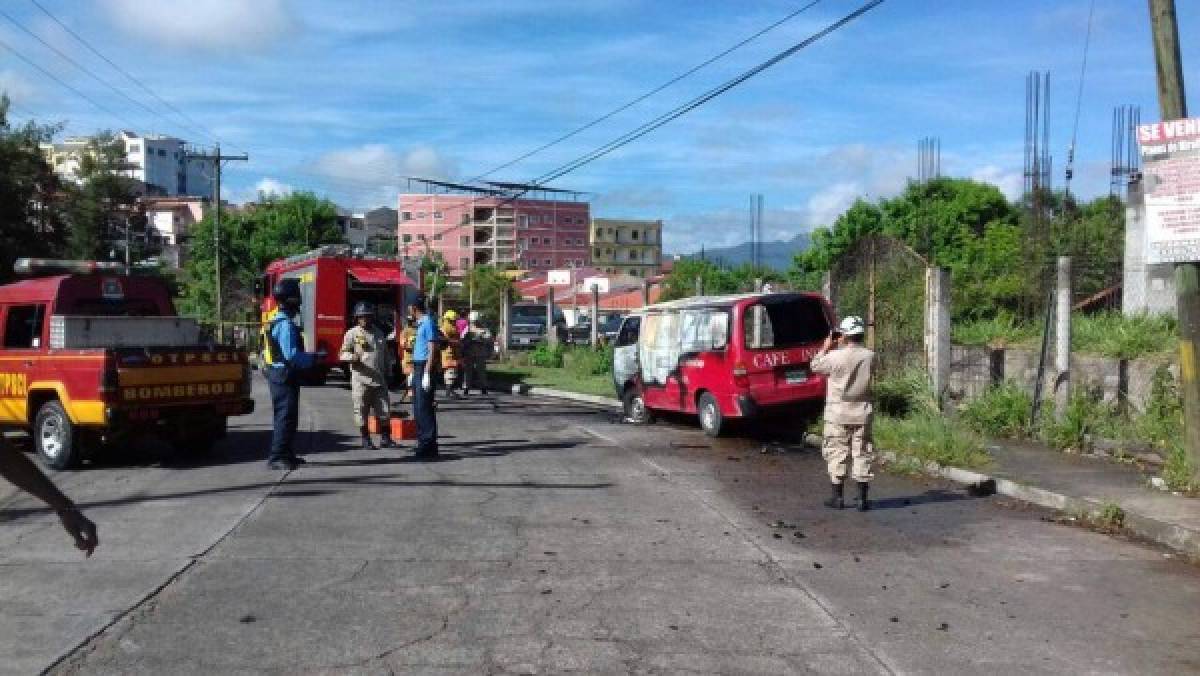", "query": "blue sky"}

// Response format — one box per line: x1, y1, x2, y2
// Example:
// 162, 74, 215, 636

2, 0, 1198, 254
